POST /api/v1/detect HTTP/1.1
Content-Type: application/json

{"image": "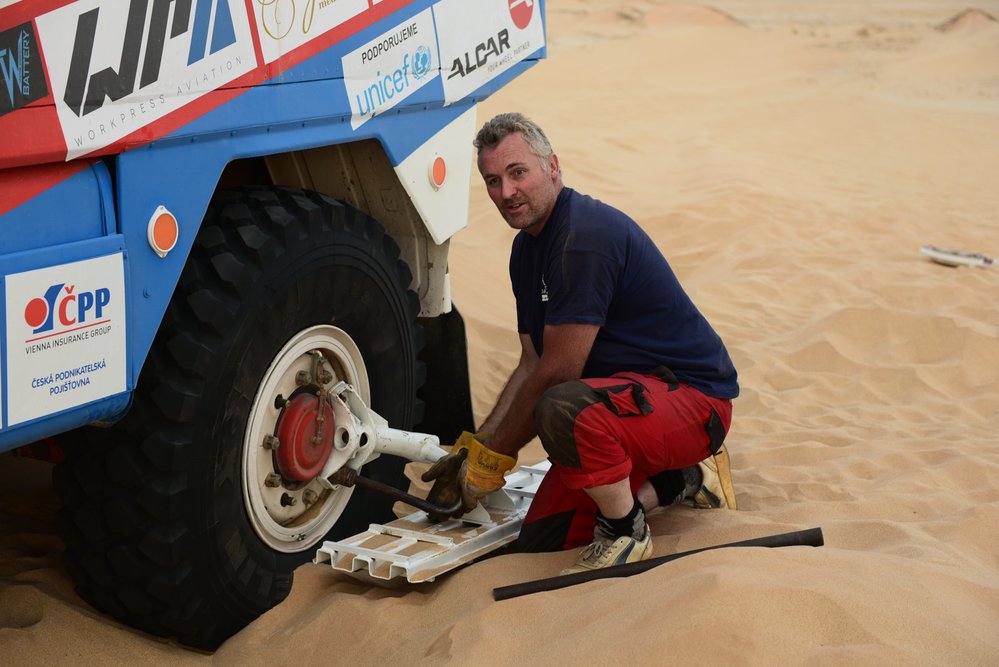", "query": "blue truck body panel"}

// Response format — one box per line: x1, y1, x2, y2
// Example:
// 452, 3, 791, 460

0, 0, 546, 452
